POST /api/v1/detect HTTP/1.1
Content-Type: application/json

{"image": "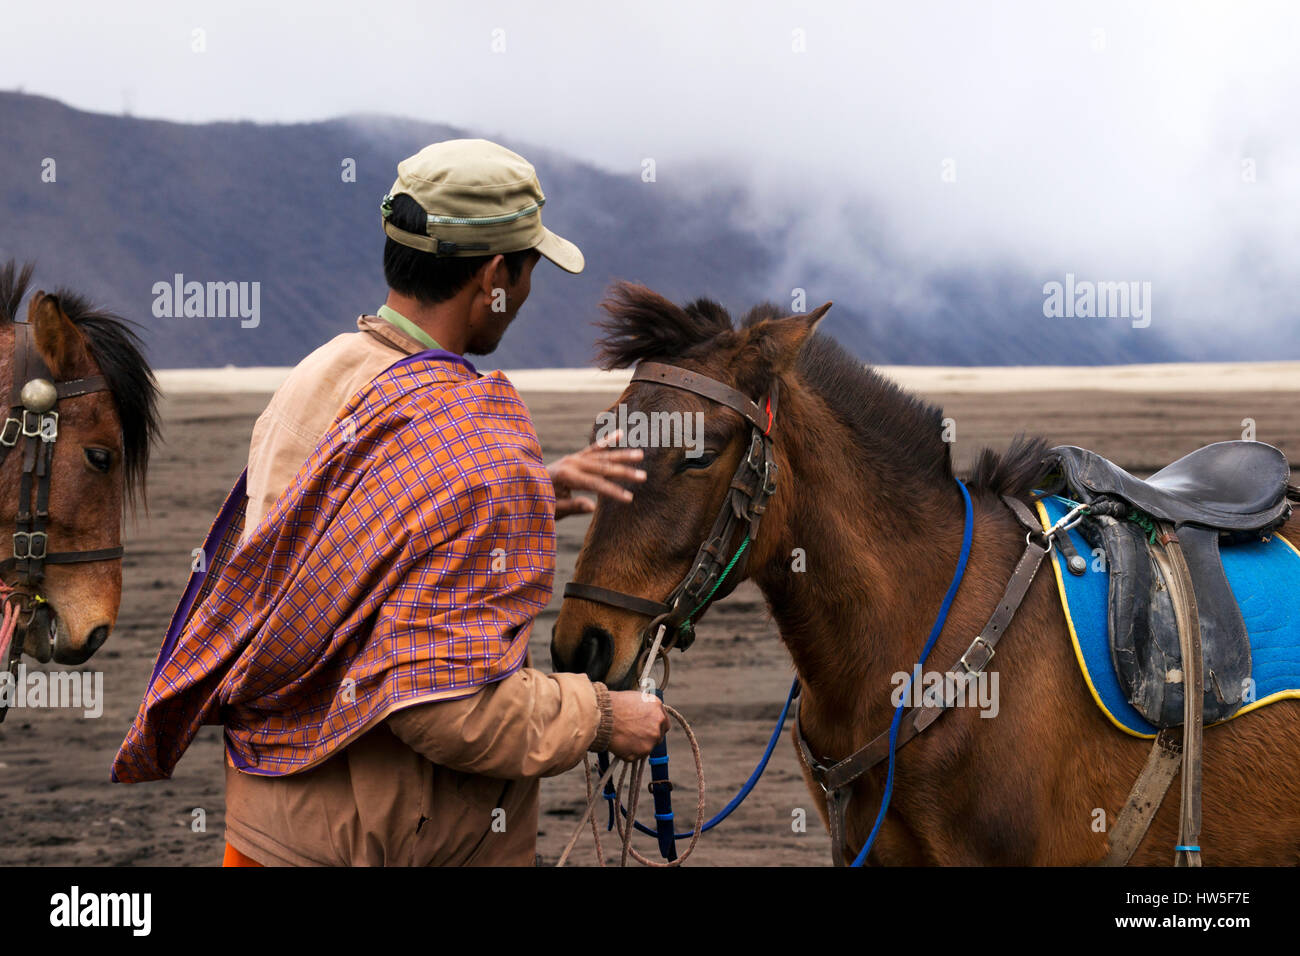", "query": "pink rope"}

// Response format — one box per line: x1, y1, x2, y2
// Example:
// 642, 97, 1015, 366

0, 582, 22, 669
